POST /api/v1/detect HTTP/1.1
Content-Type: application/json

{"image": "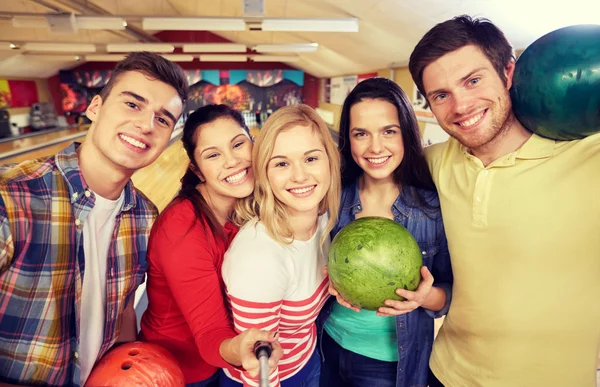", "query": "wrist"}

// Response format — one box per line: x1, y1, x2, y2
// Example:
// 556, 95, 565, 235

422, 286, 444, 311
220, 336, 242, 367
